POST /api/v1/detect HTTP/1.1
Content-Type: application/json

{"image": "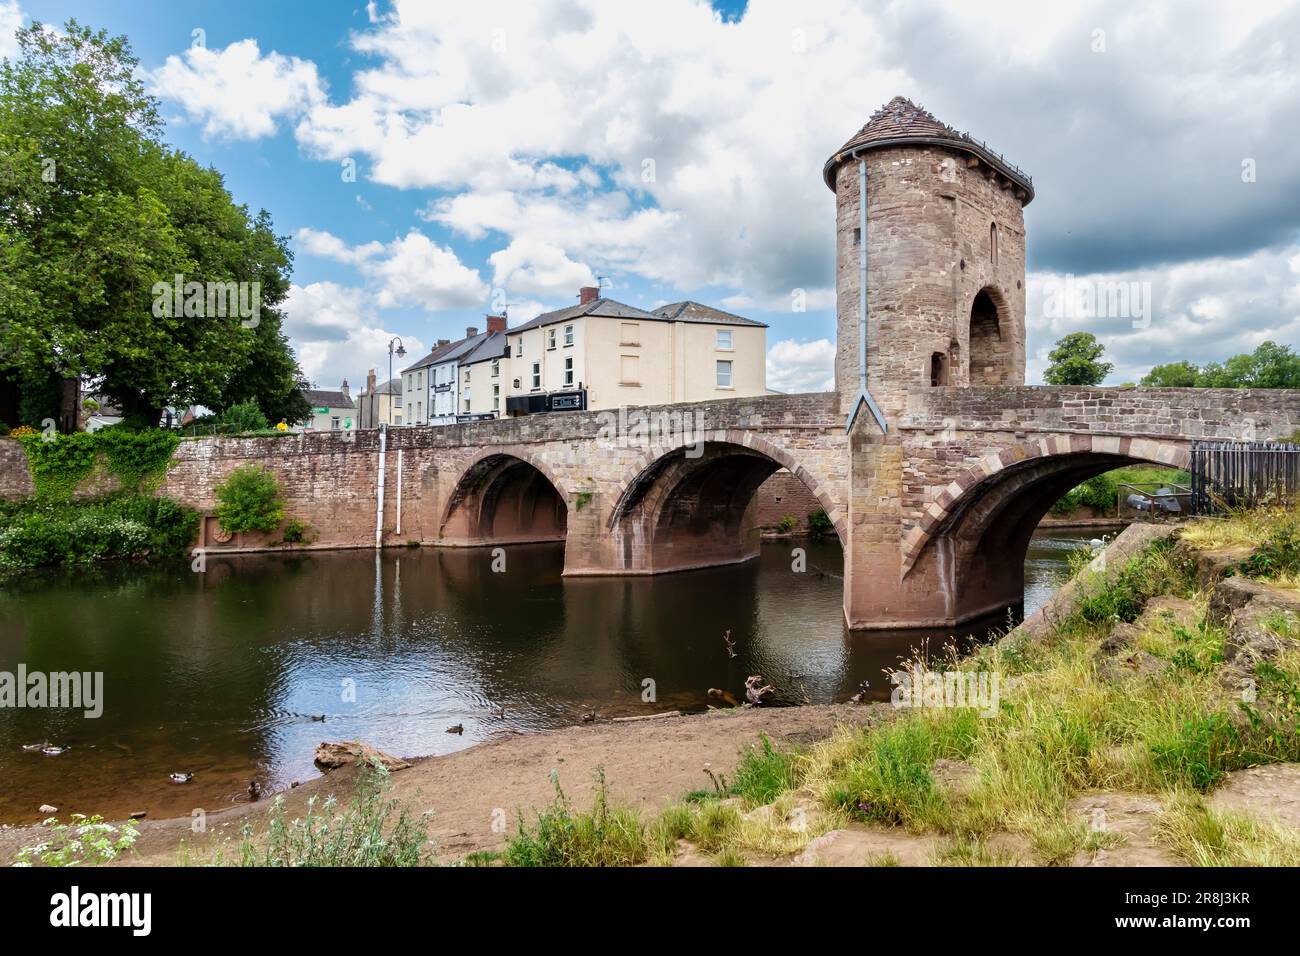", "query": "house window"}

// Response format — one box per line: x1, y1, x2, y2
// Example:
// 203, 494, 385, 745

547, 328, 557, 350
620, 322, 640, 346
514, 339, 522, 357
331, 416, 341, 430
716, 329, 733, 350
620, 354, 639, 385
395, 415, 403, 425
564, 356, 574, 387
491, 359, 499, 378
531, 362, 541, 390
464, 367, 471, 383
416, 371, 422, 389
716, 360, 733, 387
493, 384, 500, 410
464, 396, 471, 413
564, 324, 574, 347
